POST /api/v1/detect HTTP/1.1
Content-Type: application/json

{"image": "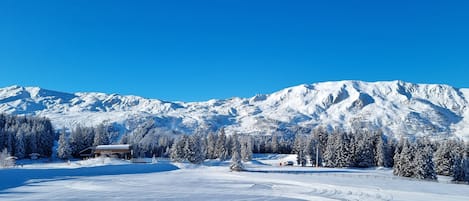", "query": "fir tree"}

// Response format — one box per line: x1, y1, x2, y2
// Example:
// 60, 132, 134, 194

230, 135, 244, 171
215, 128, 228, 160
240, 136, 253, 162
414, 144, 436, 180
15, 130, 26, 158
57, 128, 72, 160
